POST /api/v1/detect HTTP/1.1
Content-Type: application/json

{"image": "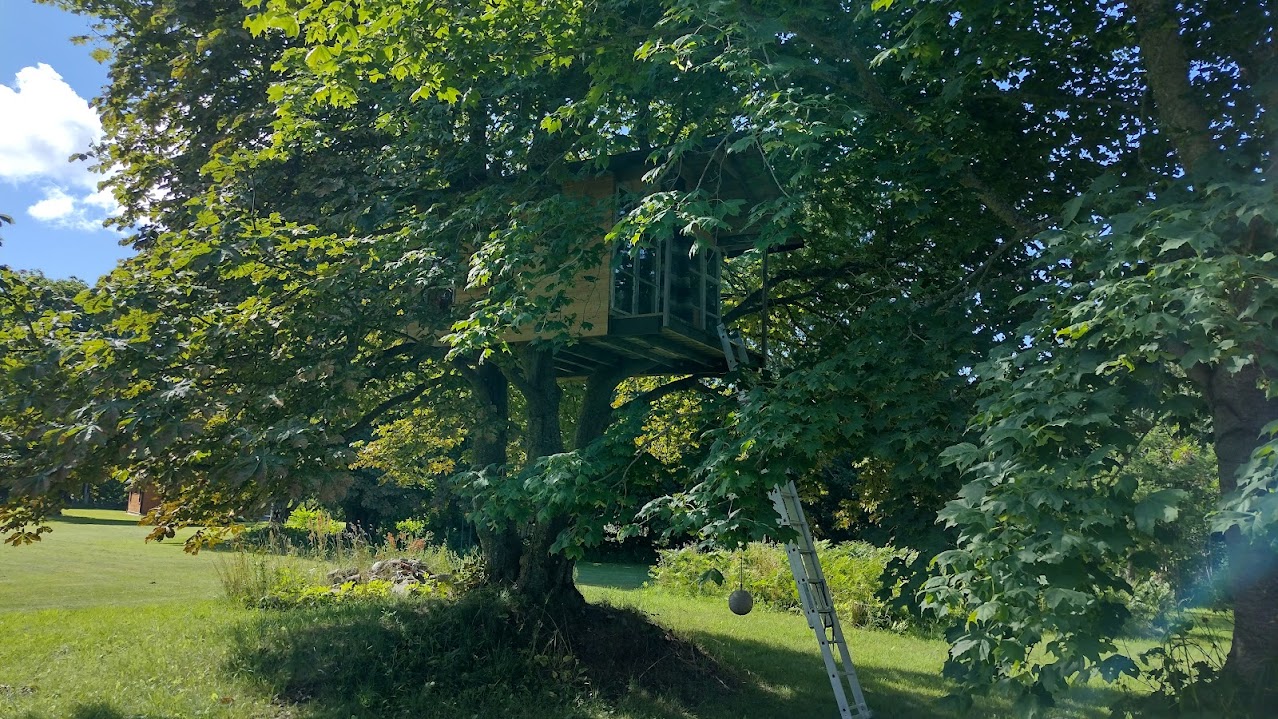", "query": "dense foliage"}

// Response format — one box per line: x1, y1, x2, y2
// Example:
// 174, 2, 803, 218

653, 541, 908, 629
3, 0, 1275, 714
